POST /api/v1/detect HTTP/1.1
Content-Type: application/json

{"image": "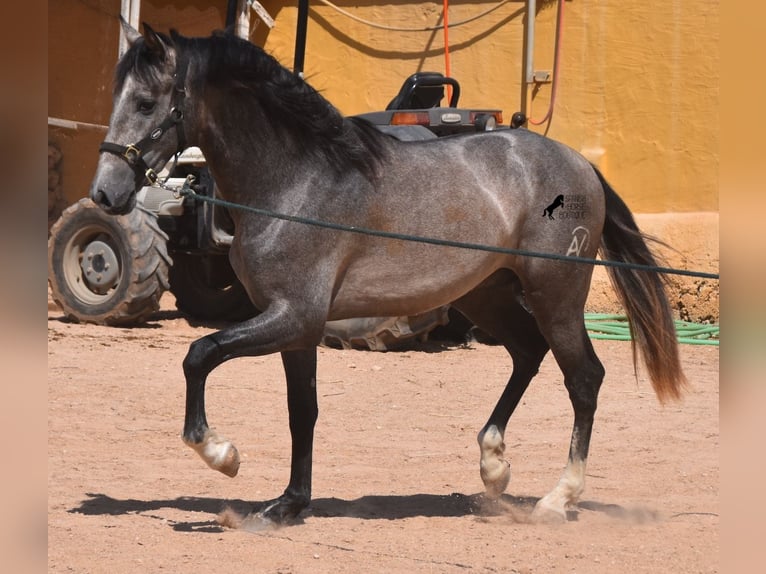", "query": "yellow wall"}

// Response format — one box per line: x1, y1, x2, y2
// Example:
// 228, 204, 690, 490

257, 0, 719, 213
49, 1, 719, 213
